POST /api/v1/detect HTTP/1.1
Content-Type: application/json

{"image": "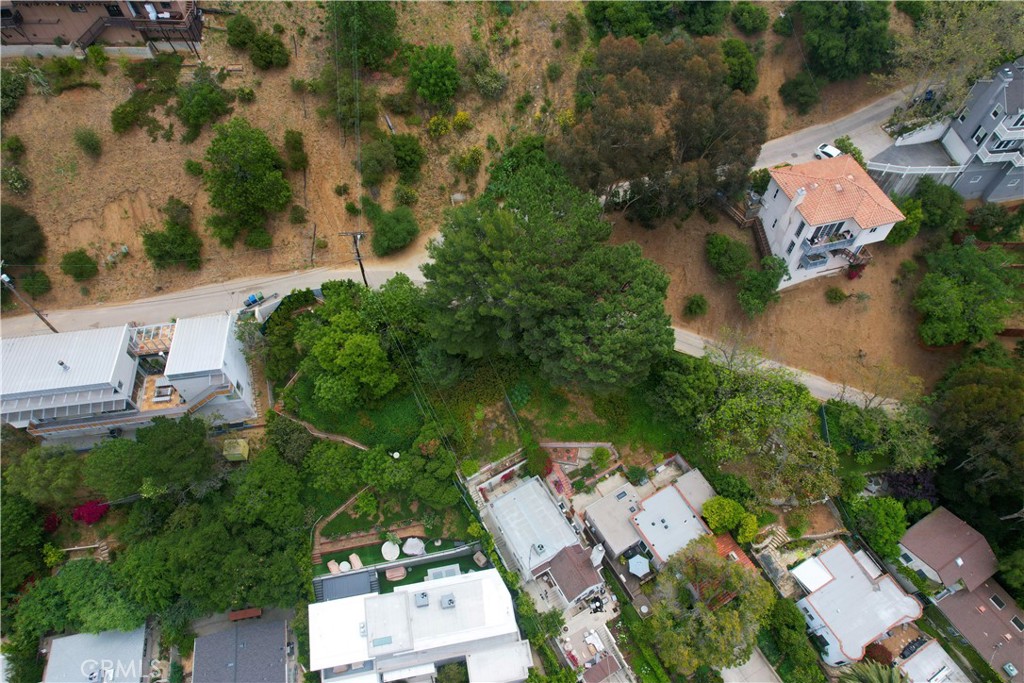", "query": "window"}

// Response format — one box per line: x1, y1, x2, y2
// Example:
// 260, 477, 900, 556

1014, 113, 1024, 128
69, 3, 87, 12
900, 553, 913, 564
795, 220, 806, 238
972, 125, 987, 145
105, 4, 124, 17
970, 175, 983, 184
991, 107, 1001, 119
993, 136, 1016, 151
786, 241, 795, 255
870, 227, 878, 234
990, 594, 1006, 610
810, 221, 846, 244
116, 380, 123, 392
160, 1, 172, 7
956, 108, 968, 124
1012, 616, 1024, 632
773, 188, 779, 200
235, 380, 242, 394
771, 218, 778, 229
